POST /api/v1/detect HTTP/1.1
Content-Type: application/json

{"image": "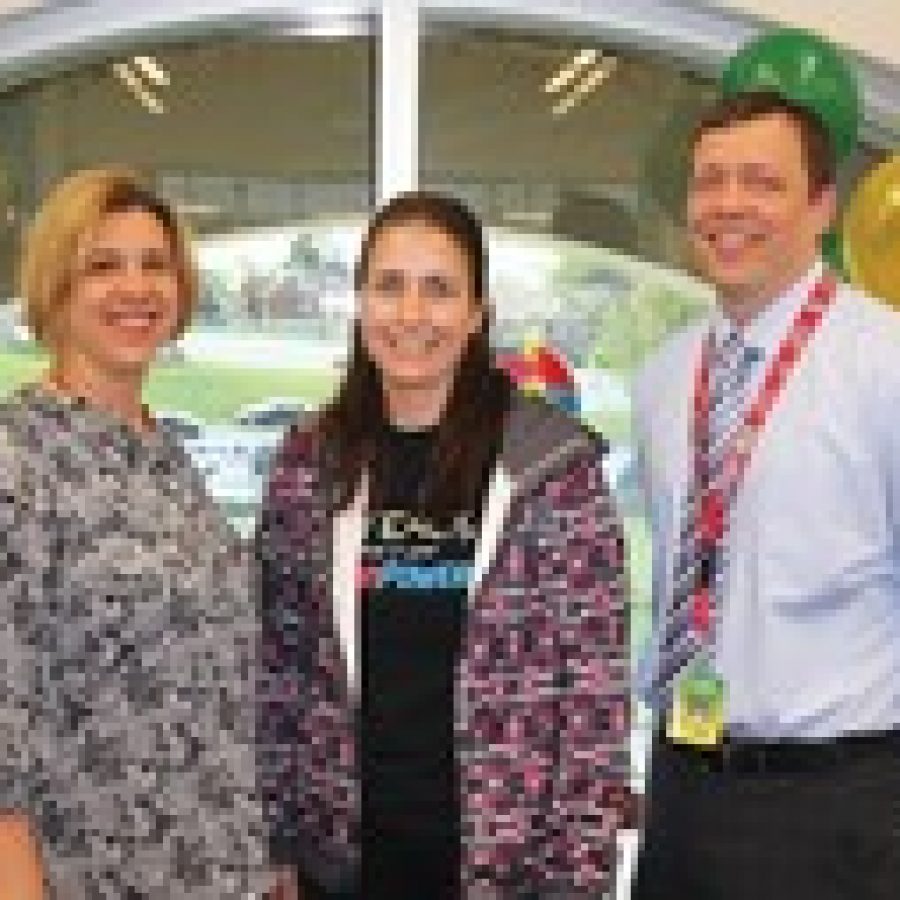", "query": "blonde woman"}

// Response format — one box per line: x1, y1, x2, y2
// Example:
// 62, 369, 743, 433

0, 168, 266, 898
